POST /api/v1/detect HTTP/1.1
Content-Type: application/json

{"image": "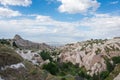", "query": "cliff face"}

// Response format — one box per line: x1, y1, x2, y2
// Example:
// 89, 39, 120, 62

13, 34, 52, 50
59, 38, 120, 76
